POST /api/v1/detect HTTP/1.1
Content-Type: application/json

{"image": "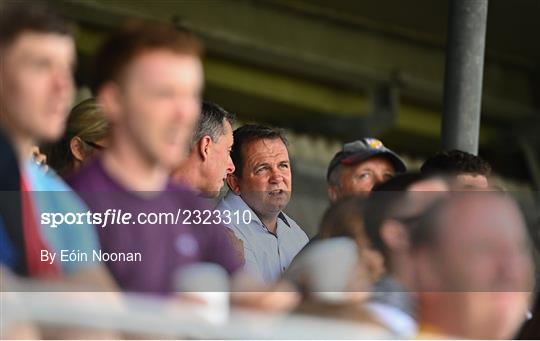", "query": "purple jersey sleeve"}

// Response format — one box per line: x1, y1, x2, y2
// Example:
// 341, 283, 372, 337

202, 224, 243, 274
